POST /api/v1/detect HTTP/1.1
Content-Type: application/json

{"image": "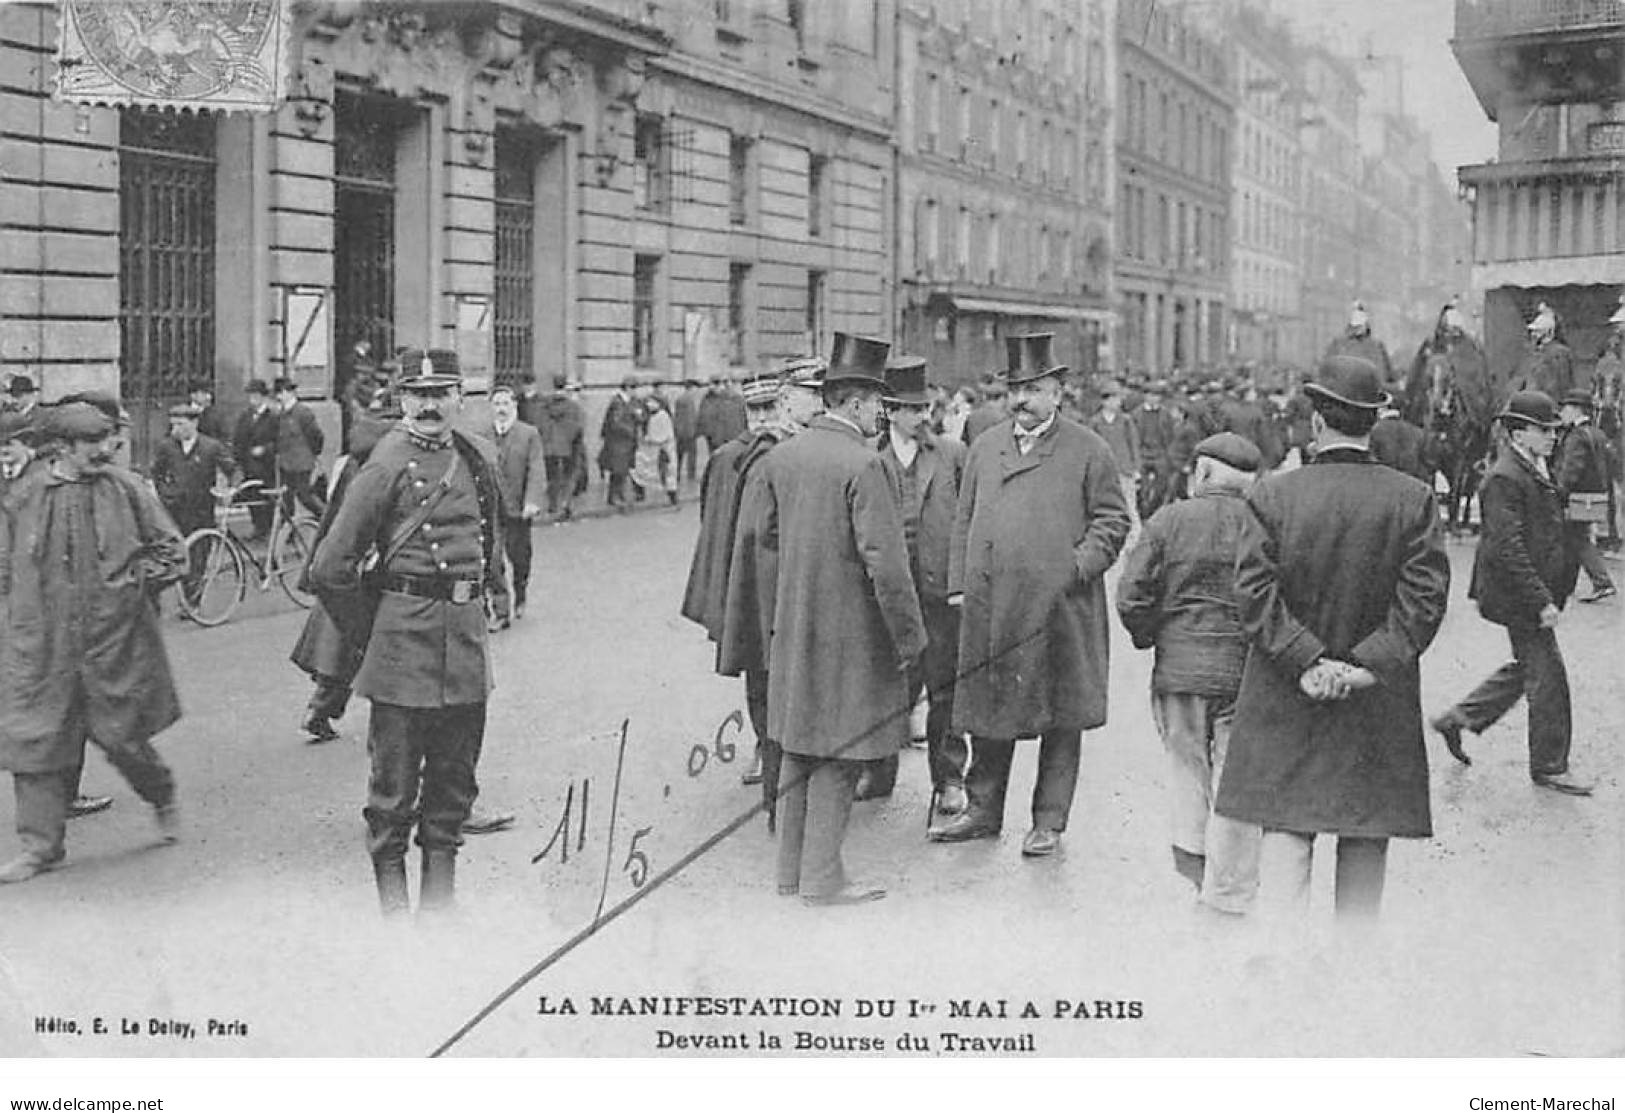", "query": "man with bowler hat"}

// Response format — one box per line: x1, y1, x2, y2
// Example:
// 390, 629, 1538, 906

309, 349, 508, 914
233, 379, 280, 537
932, 333, 1131, 856
273, 377, 326, 520
1431, 390, 1590, 795
755, 333, 925, 904
1215, 355, 1450, 924
854, 355, 969, 815
1554, 389, 1615, 604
